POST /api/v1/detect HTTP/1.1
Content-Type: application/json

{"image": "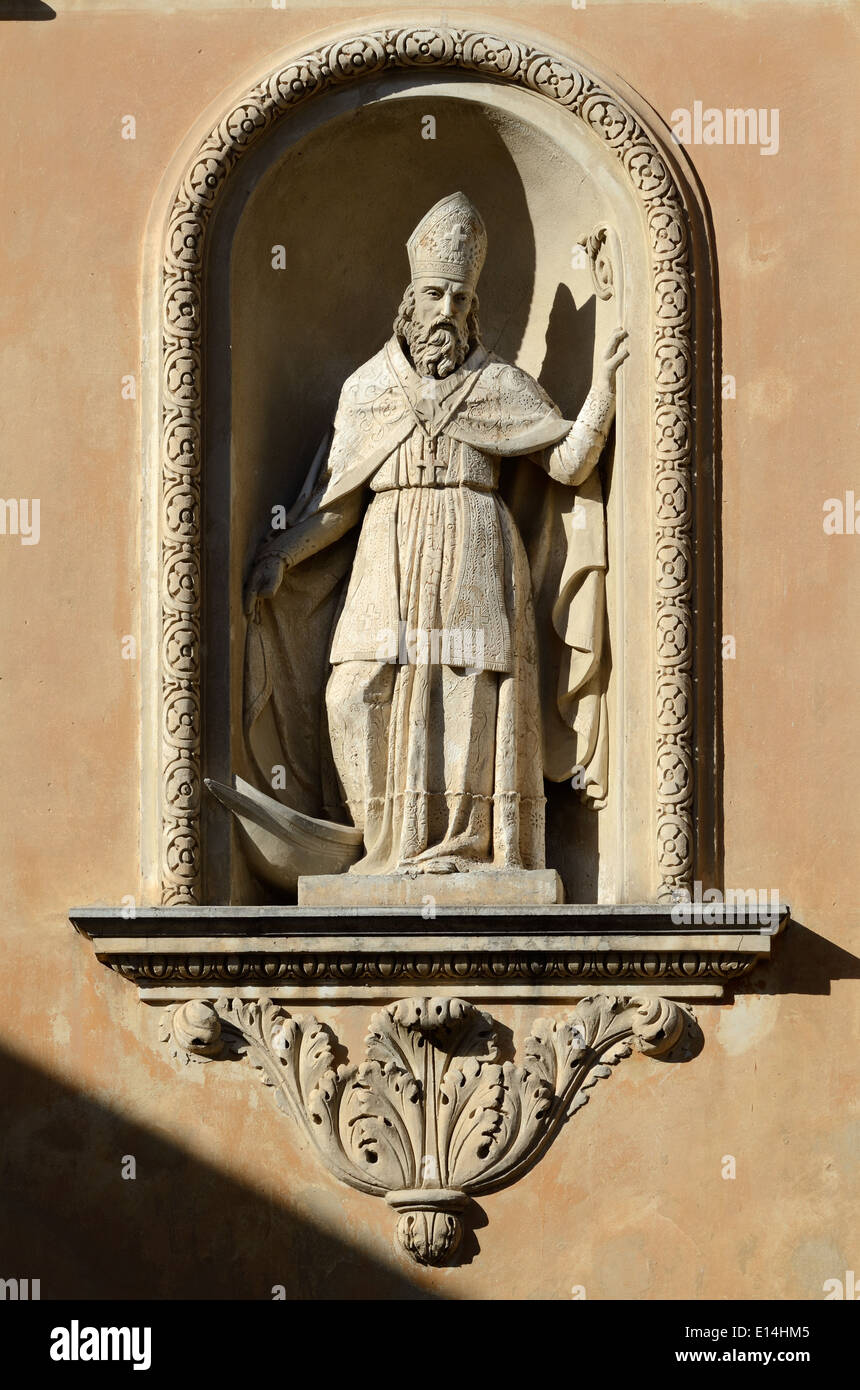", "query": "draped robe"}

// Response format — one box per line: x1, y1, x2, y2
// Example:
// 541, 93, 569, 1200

244, 335, 612, 875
